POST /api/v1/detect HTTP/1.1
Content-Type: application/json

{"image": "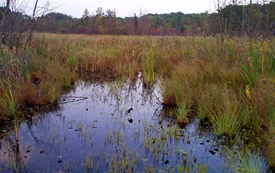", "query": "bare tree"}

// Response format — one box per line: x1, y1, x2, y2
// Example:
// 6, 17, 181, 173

0, 0, 50, 48
27, 0, 50, 43
215, 0, 230, 48
1, 0, 12, 45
